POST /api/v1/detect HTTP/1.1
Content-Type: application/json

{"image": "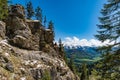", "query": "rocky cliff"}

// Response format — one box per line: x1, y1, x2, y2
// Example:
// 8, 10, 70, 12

0, 5, 79, 80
